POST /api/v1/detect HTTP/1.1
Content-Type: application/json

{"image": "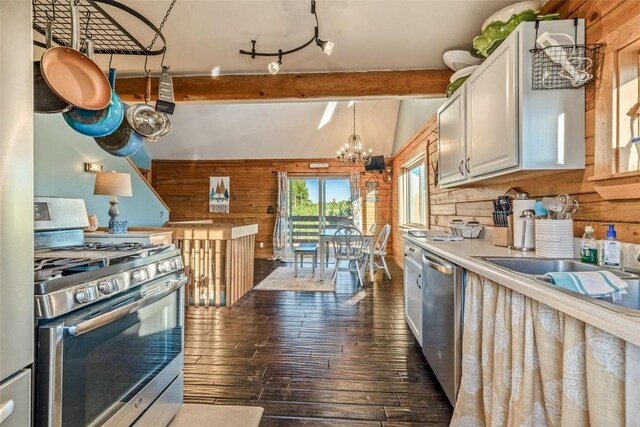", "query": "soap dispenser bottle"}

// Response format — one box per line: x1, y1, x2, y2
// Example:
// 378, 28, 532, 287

600, 224, 621, 267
